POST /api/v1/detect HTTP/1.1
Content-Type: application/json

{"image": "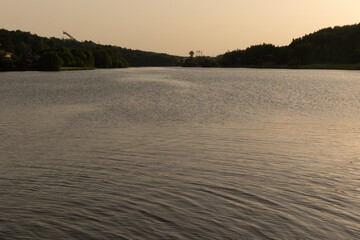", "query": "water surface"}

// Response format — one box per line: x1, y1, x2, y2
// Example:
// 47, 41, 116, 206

0, 68, 359, 239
